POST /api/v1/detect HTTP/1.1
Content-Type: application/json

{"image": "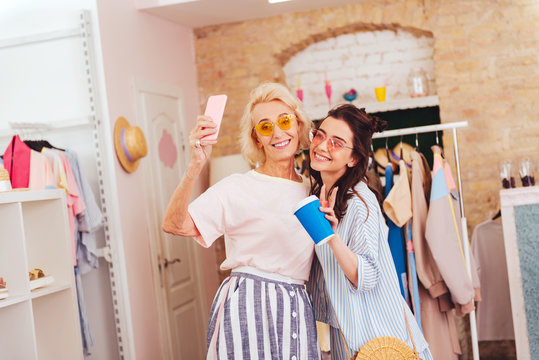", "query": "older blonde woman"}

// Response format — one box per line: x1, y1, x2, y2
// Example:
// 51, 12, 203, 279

163, 82, 320, 360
